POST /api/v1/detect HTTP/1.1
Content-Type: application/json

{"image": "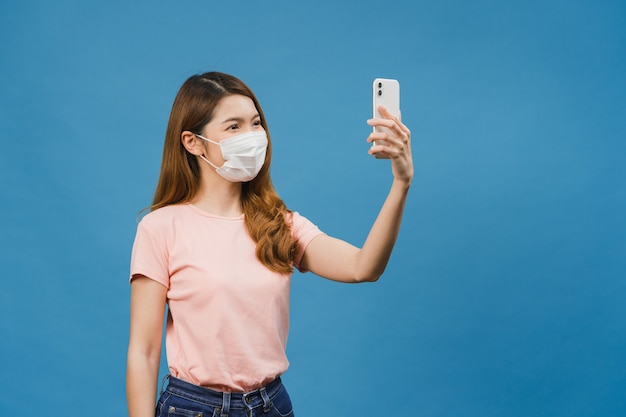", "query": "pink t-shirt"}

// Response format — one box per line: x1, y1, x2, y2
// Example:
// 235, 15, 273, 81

130, 203, 324, 392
